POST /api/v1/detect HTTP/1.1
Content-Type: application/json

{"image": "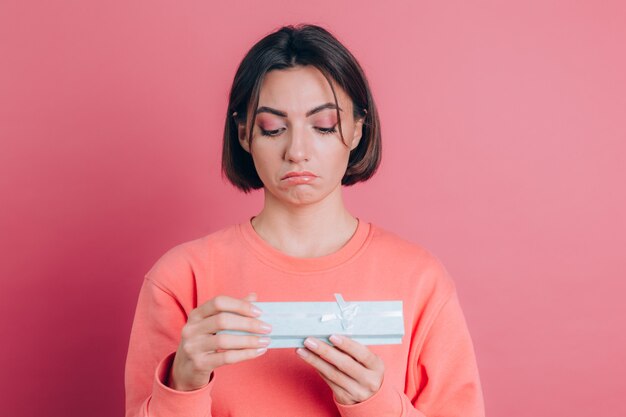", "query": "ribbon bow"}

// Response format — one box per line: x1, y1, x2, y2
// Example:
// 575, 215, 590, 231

320, 293, 360, 330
